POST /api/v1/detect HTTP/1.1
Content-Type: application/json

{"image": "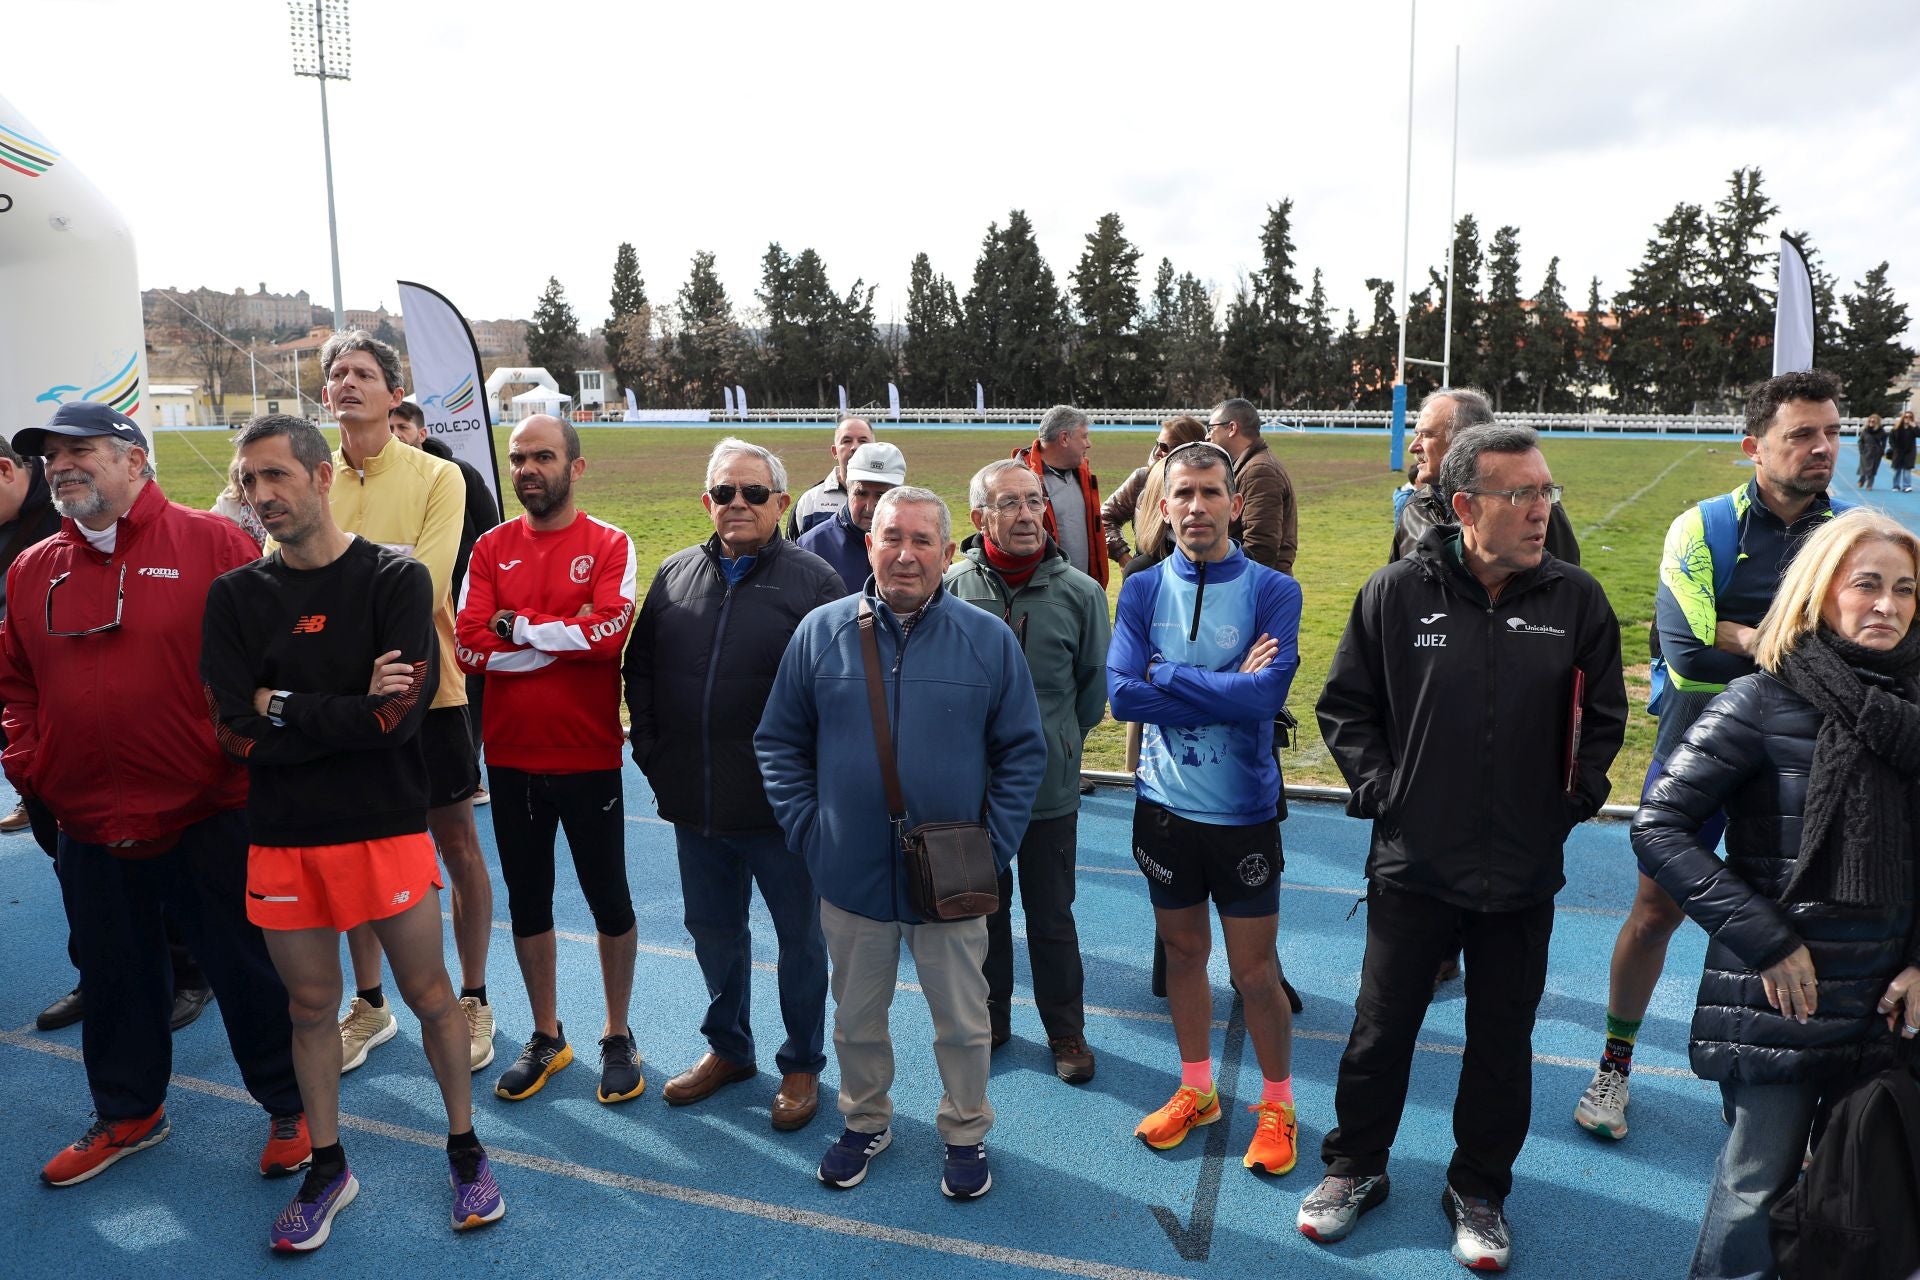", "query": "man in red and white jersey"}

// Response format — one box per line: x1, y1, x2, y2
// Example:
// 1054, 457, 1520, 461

454, 415, 642, 1106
